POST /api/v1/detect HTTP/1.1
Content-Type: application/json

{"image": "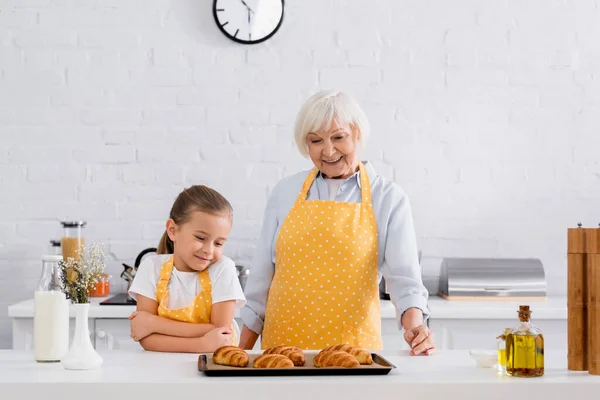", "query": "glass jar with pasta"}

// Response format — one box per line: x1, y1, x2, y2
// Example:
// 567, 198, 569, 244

60, 221, 86, 261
